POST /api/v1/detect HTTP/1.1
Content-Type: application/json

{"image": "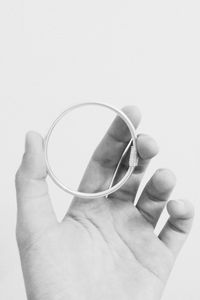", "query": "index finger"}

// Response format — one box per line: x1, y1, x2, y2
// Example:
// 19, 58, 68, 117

77, 105, 141, 194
